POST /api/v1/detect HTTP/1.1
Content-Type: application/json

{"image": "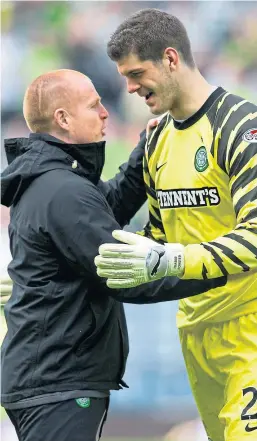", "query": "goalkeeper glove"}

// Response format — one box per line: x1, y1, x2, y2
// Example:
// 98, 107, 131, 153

1, 275, 12, 305
95, 230, 184, 288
